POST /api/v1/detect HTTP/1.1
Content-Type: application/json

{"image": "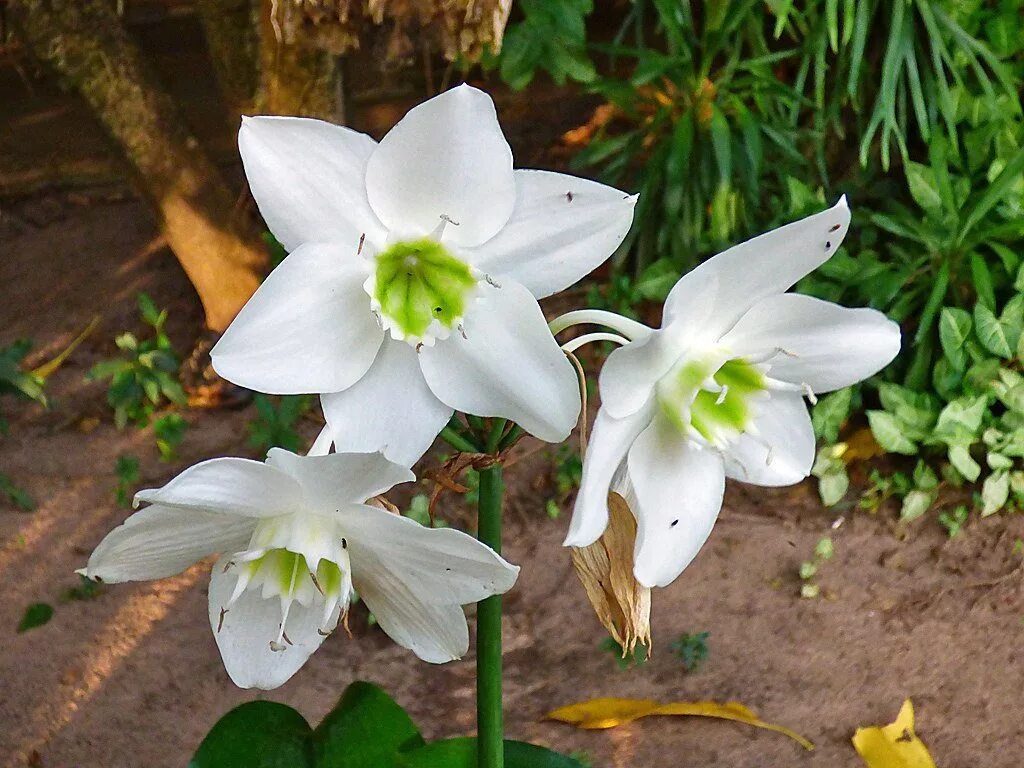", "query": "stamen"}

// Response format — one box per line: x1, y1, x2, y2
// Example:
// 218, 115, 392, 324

548, 309, 651, 342
802, 382, 818, 405
715, 385, 729, 406
560, 332, 630, 354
